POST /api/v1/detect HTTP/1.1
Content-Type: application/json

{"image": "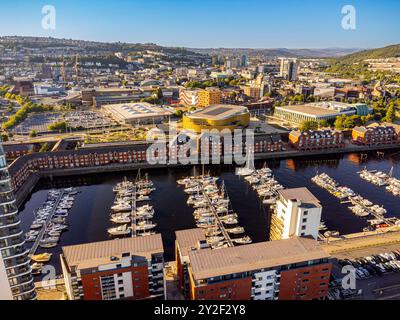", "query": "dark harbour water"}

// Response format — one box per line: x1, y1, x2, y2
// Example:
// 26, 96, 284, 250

18, 150, 400, 275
